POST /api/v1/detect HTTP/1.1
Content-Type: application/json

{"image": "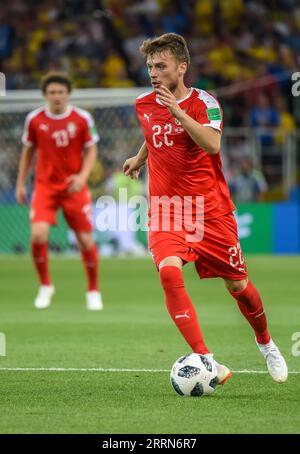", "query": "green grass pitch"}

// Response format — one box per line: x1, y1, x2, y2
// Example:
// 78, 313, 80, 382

0, 255, 299, 434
